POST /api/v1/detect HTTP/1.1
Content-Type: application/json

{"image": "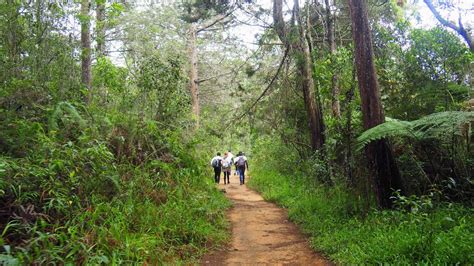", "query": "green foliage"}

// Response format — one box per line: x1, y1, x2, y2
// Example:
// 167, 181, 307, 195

249, 163, 474, 264
356, 111, 474, 150
48, 102, 87, 134
135, 54, 189, 123
313, 46, 354, 110
0, 2, 228, 261
0, 112, 230, 264
179, 0, 231, 23
356, 111, 473, 199
92, 57, 128, 93
374, 25, 472, 120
